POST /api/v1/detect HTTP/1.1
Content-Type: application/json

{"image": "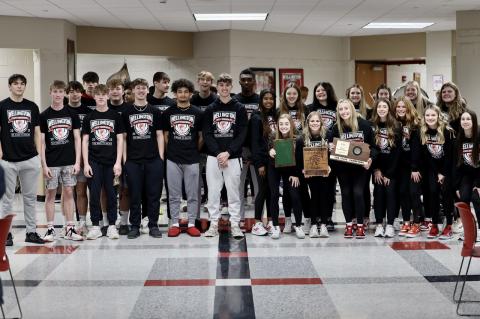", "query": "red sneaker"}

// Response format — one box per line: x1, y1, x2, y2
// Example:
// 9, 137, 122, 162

406, 224, 421, 238
420, 221, 431, 231
168, 226, 181, 237
344, 225, 353, 238
439, 225, 453, 240
186, 226, 201, 237
399, 223, 410, 236
427, 224, 439, 239
356, 225, 366, 239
